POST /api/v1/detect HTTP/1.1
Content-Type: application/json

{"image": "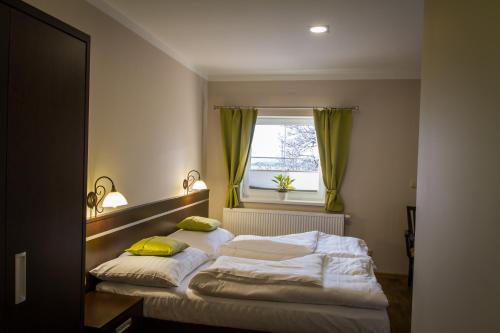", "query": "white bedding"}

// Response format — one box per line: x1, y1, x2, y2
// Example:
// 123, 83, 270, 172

218, 231, 319, 260
218, 231, 370, 260
316, 232, 369, 258
97, 262, 390, 333
194, 254, 324, 287
190, 255, 388, 310
169, 228, 235, 256
89, 247, 209, 288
